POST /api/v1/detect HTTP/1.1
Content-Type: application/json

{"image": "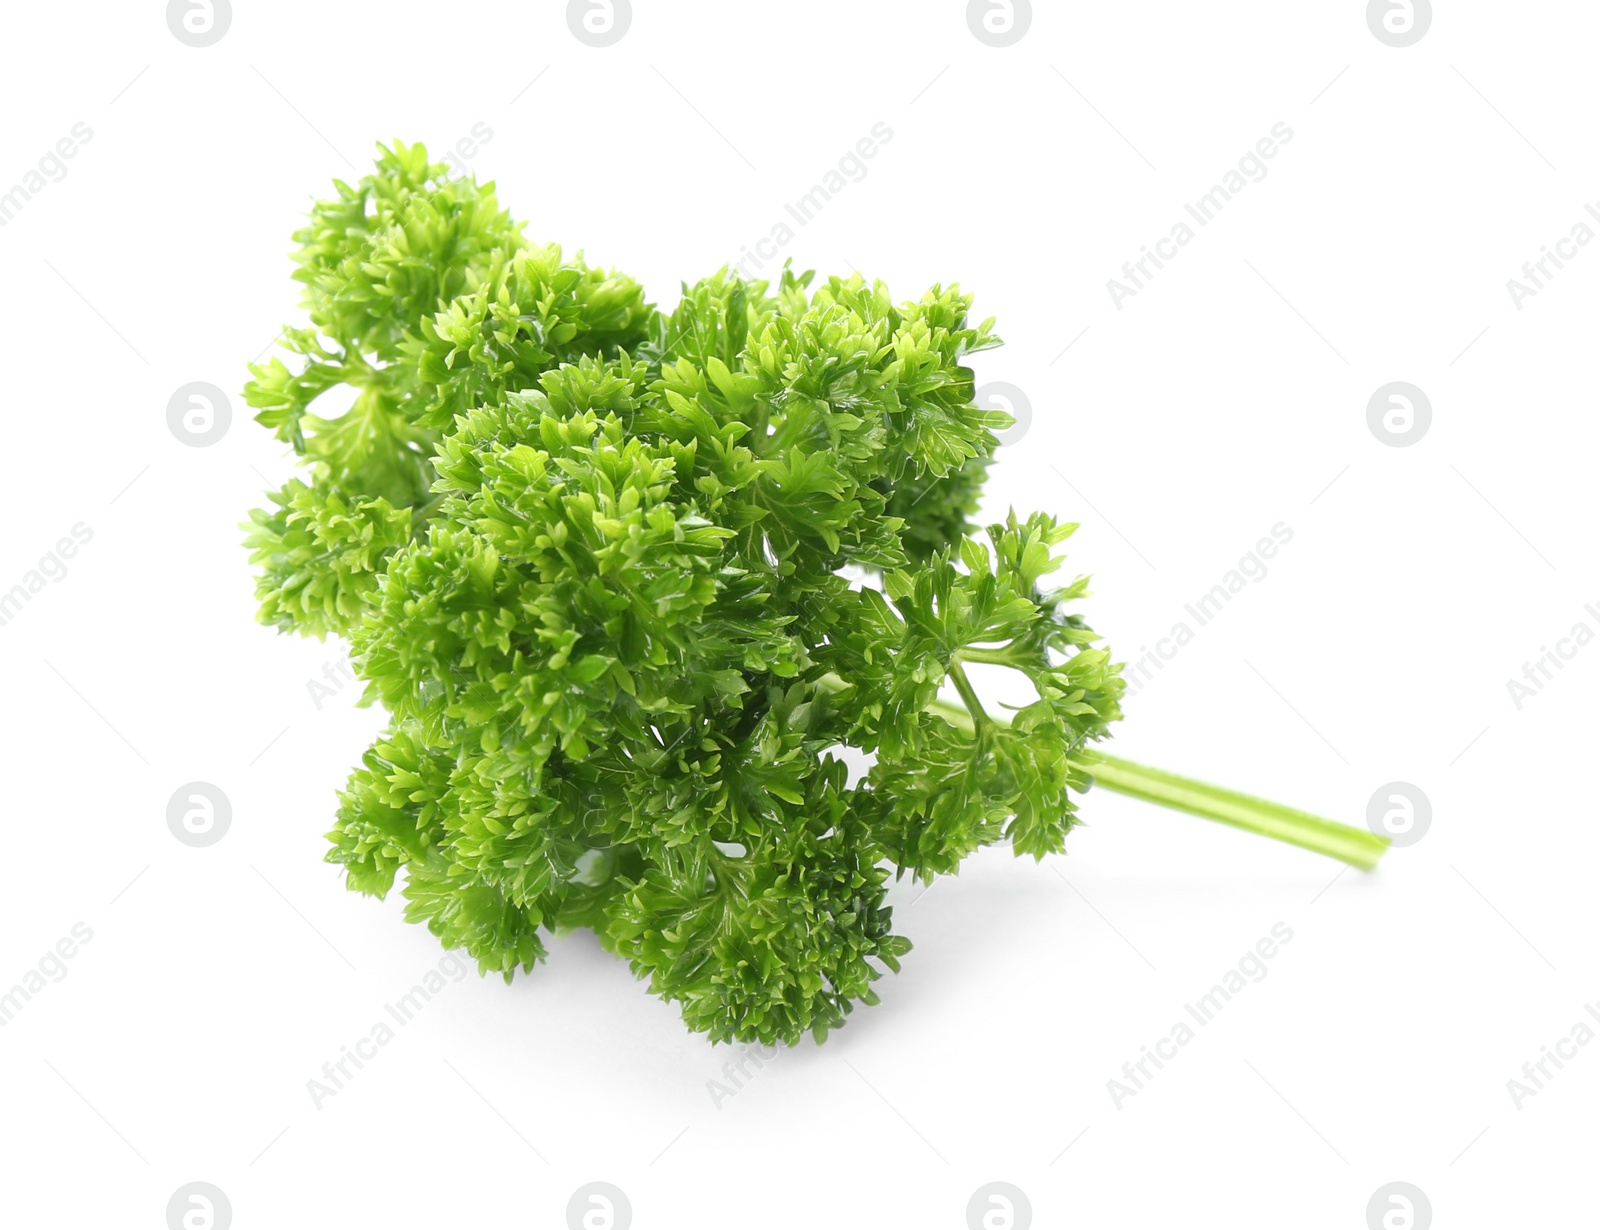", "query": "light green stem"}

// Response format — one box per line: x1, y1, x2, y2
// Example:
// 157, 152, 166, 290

923, 697, 1388, 871
945, 662, 989, 731
1079, 752, 1388, 871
